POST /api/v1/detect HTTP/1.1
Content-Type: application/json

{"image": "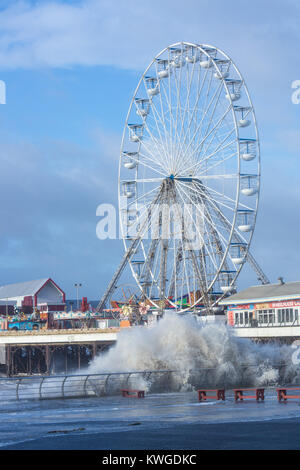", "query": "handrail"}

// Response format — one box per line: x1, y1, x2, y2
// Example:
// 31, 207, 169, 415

0, 369, 176, 382
0, 369, 179, 401
0, 366, 293, 402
